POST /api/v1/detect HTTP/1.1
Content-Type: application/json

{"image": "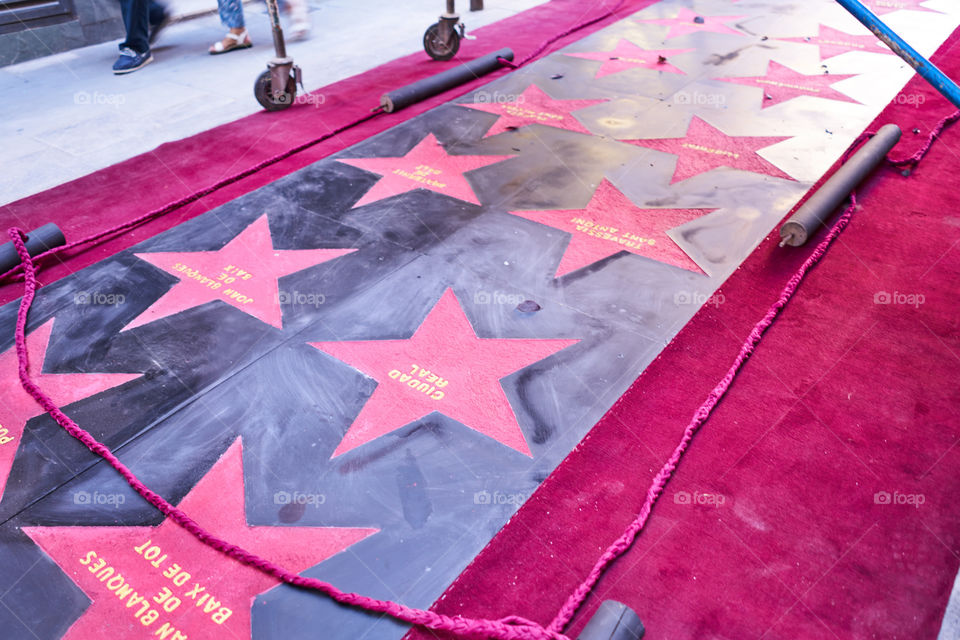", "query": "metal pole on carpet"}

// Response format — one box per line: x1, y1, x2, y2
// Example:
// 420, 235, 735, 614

779, 124, 902, 247
834, 0, 960, 109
